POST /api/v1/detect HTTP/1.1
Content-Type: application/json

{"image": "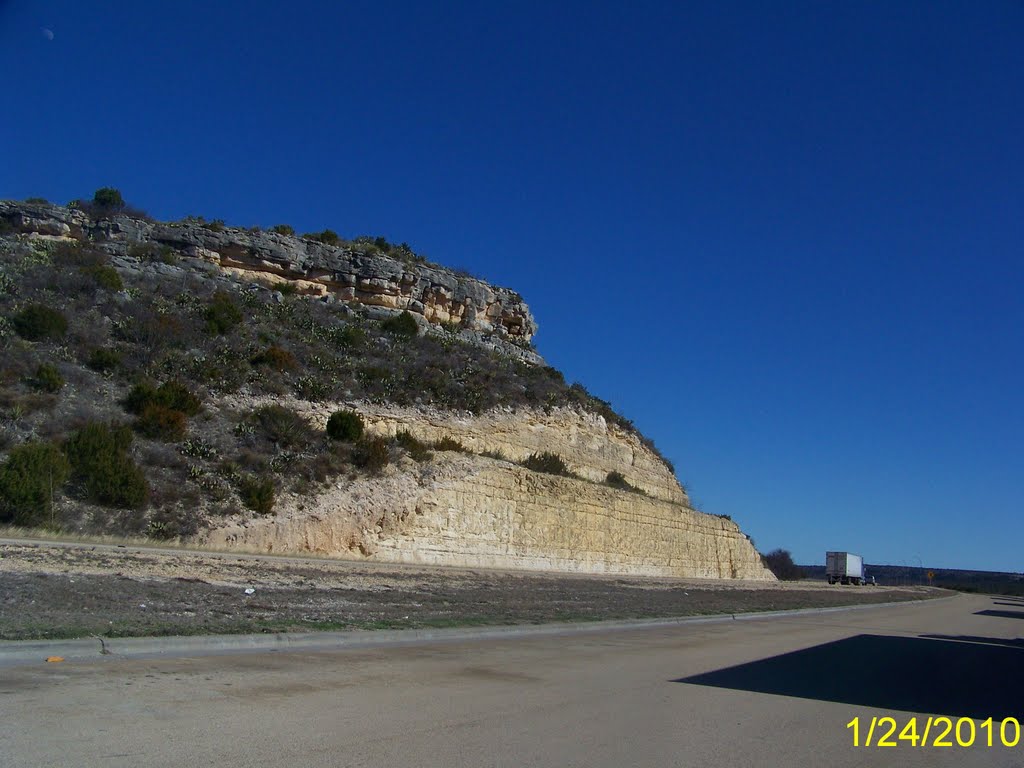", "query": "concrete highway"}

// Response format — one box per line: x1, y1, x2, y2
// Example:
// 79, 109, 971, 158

1, 593, 1022, 767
